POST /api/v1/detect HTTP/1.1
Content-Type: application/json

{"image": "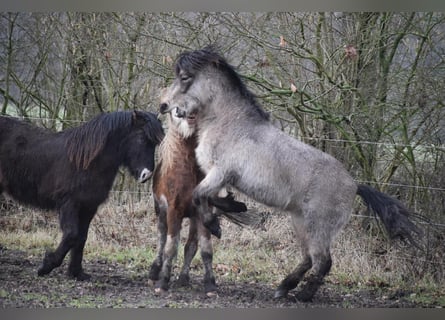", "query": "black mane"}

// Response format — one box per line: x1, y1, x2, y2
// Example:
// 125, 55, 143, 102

64, 112, 133, 170
65, 111, 163, 170
175, 46, 270, 121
